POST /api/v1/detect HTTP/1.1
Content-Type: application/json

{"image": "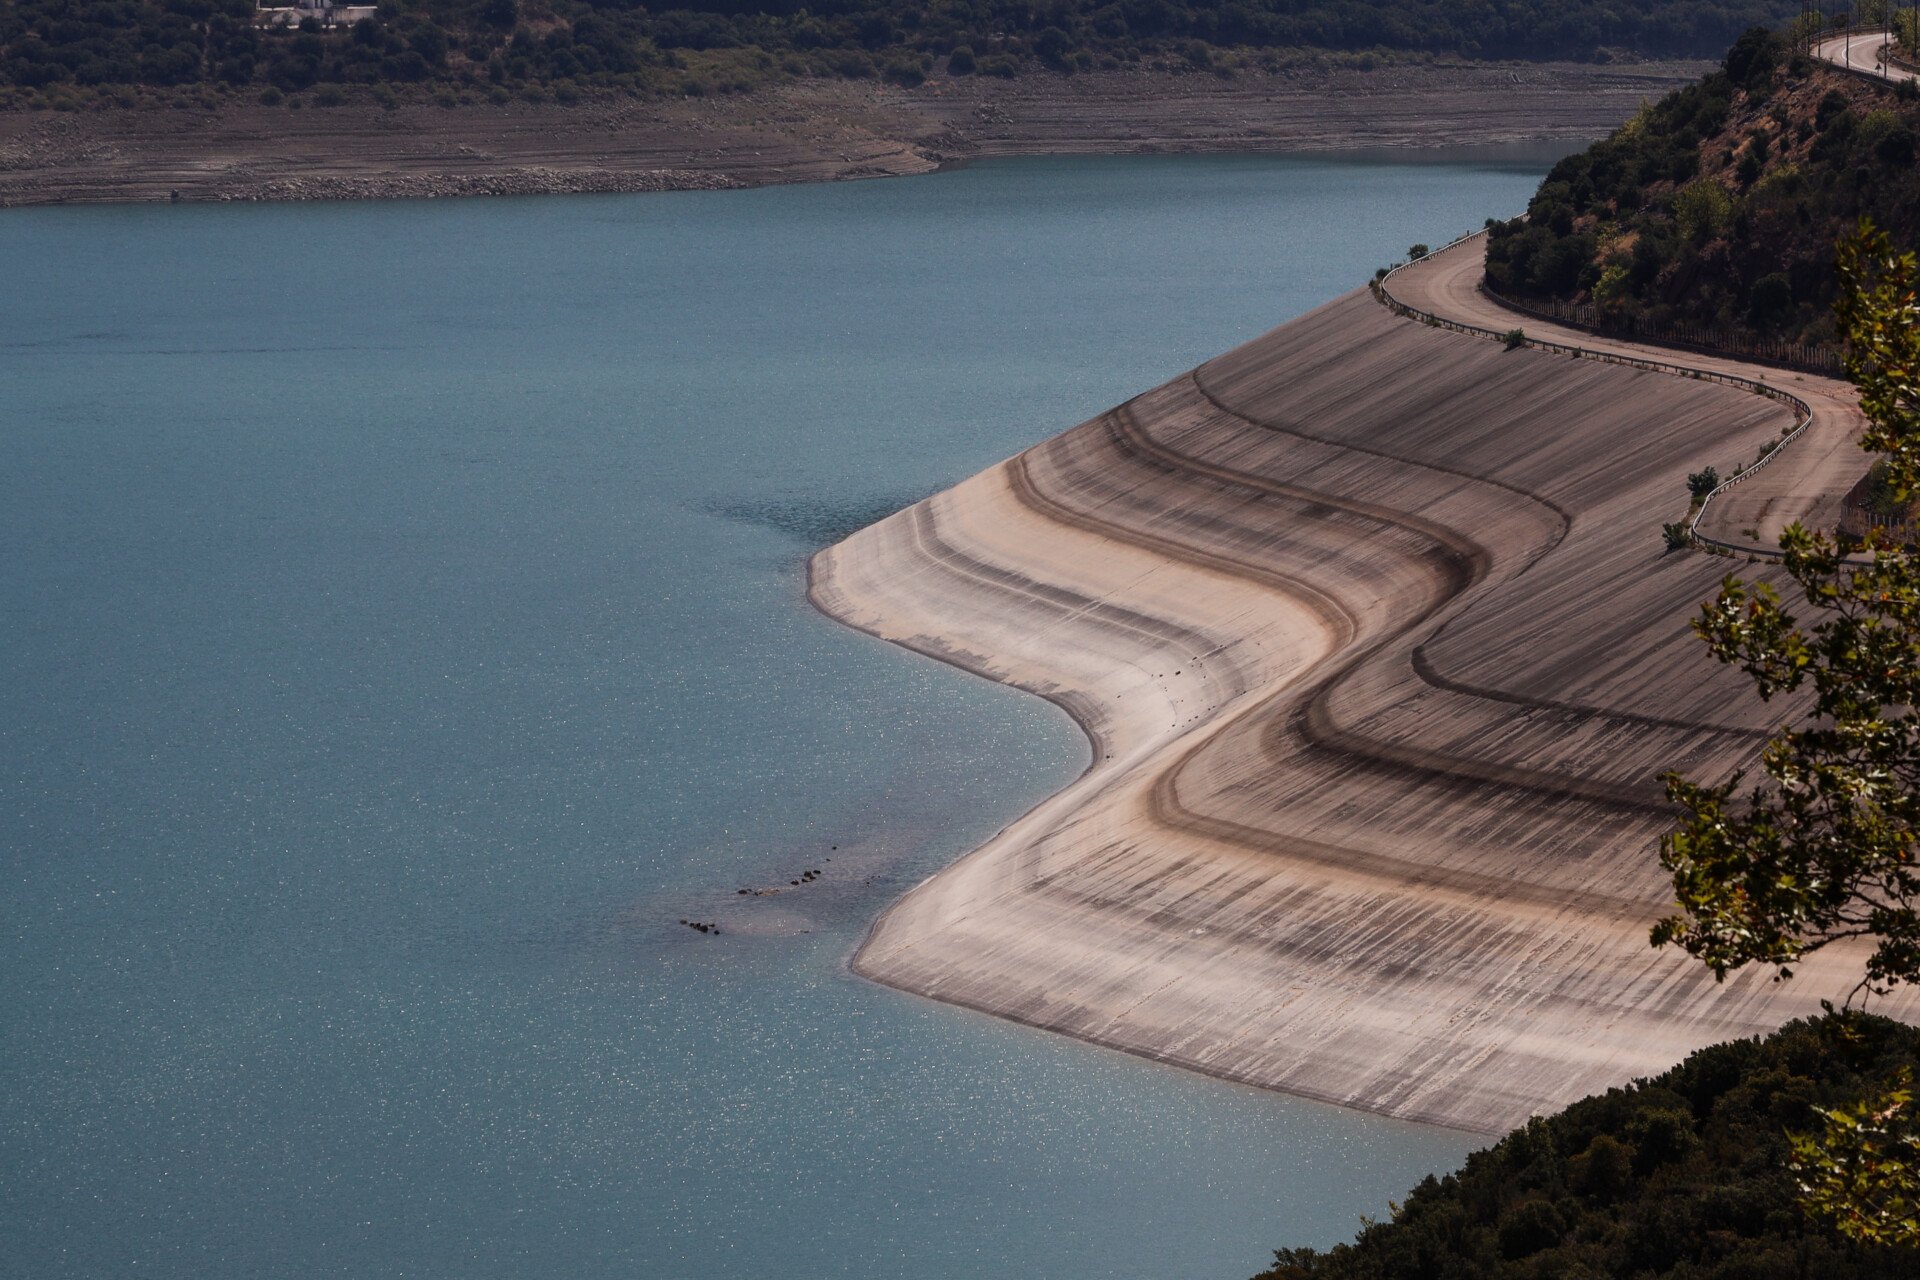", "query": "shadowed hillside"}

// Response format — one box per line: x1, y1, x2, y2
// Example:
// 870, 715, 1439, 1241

1486, 28, 1920, 357
1254, 1016, 1919, 1280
